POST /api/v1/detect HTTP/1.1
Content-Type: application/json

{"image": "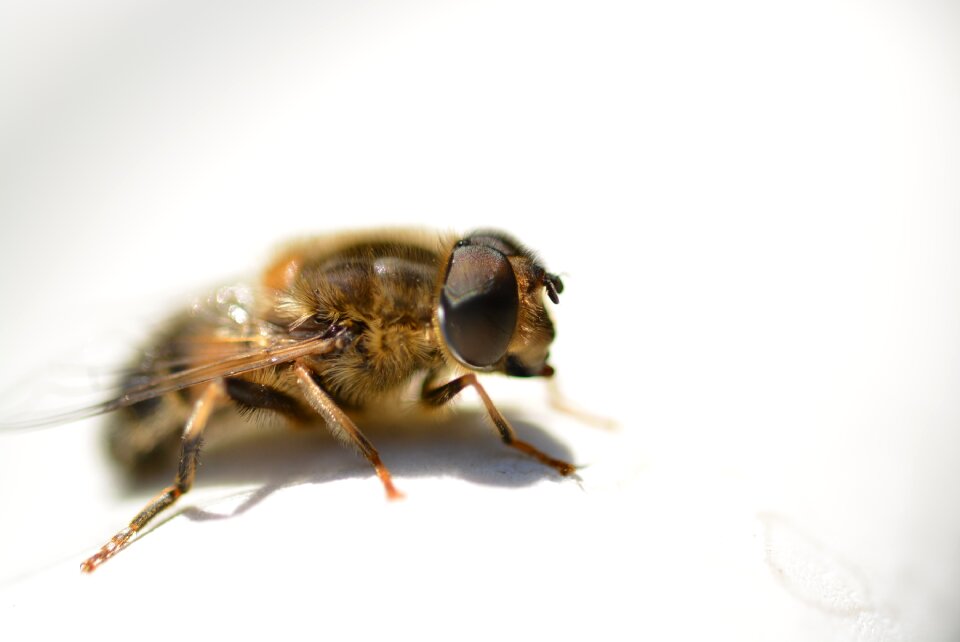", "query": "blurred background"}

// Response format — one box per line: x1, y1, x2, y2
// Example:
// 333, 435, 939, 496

1, 1, 958, 640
